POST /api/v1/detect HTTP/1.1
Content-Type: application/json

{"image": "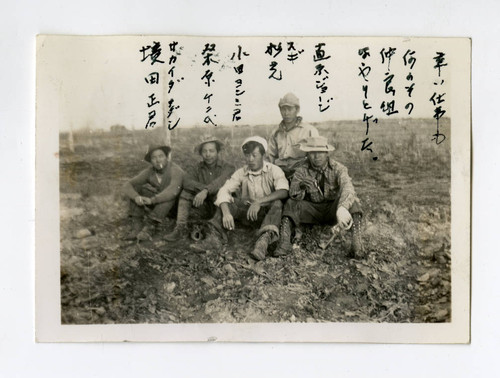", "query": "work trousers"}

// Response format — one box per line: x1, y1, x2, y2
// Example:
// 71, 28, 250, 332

282, 198, 362, 226
209, 198, 283, 238
175, 189, 217, 225
128, 185, 176, 223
